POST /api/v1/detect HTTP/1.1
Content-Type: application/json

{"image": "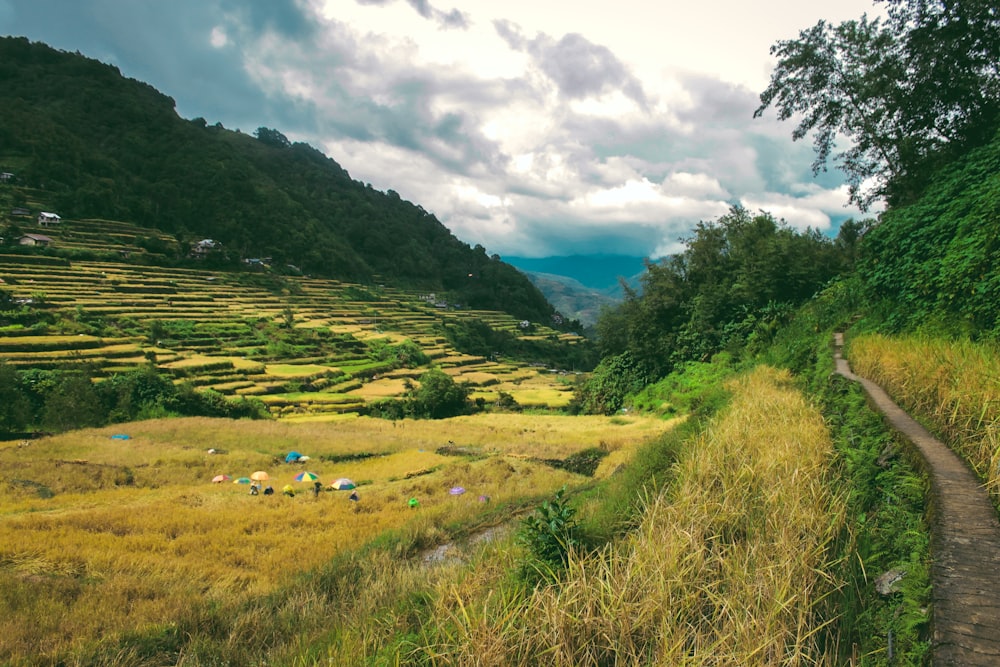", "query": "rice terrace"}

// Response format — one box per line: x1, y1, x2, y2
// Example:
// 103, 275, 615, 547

0, 119, 958, 667
0, 413, 676, 663
0, 224, 682, 664
6, 6, 1000, 662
